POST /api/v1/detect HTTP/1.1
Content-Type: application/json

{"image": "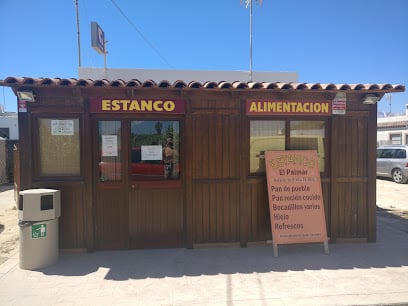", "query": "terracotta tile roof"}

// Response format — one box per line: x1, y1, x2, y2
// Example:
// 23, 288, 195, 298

0, 76, 405, 93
